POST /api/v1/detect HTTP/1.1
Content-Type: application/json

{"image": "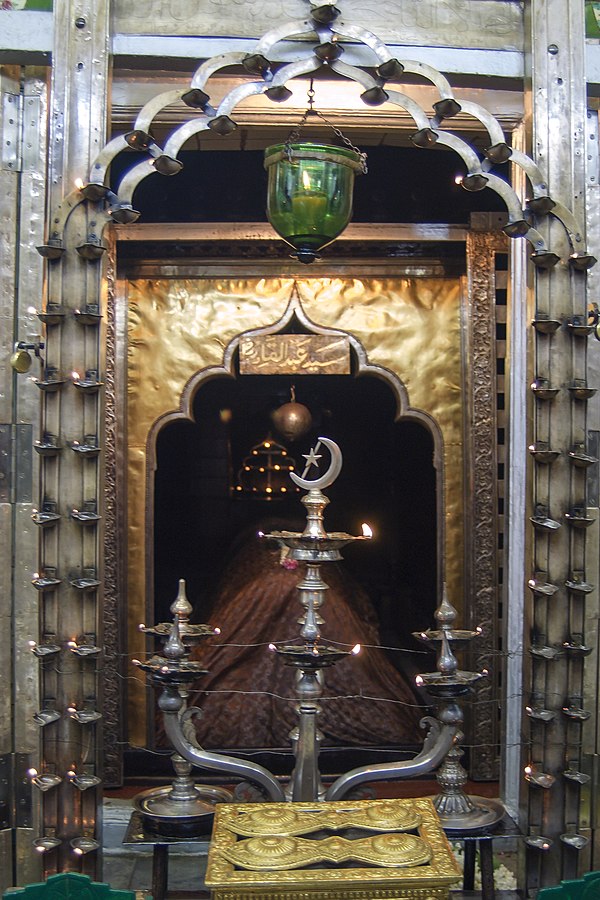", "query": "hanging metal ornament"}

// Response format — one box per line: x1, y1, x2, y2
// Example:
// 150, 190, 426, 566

271, 386, 313, 442
264, 82, 367, 263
